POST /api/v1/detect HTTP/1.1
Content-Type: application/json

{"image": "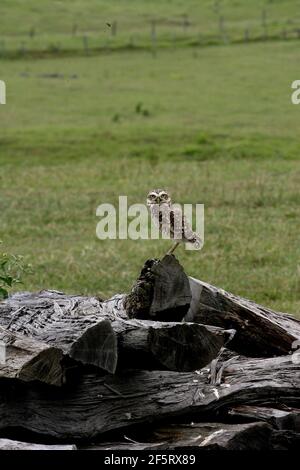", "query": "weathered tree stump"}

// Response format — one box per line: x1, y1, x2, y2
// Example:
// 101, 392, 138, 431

124, 256, 191, 321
